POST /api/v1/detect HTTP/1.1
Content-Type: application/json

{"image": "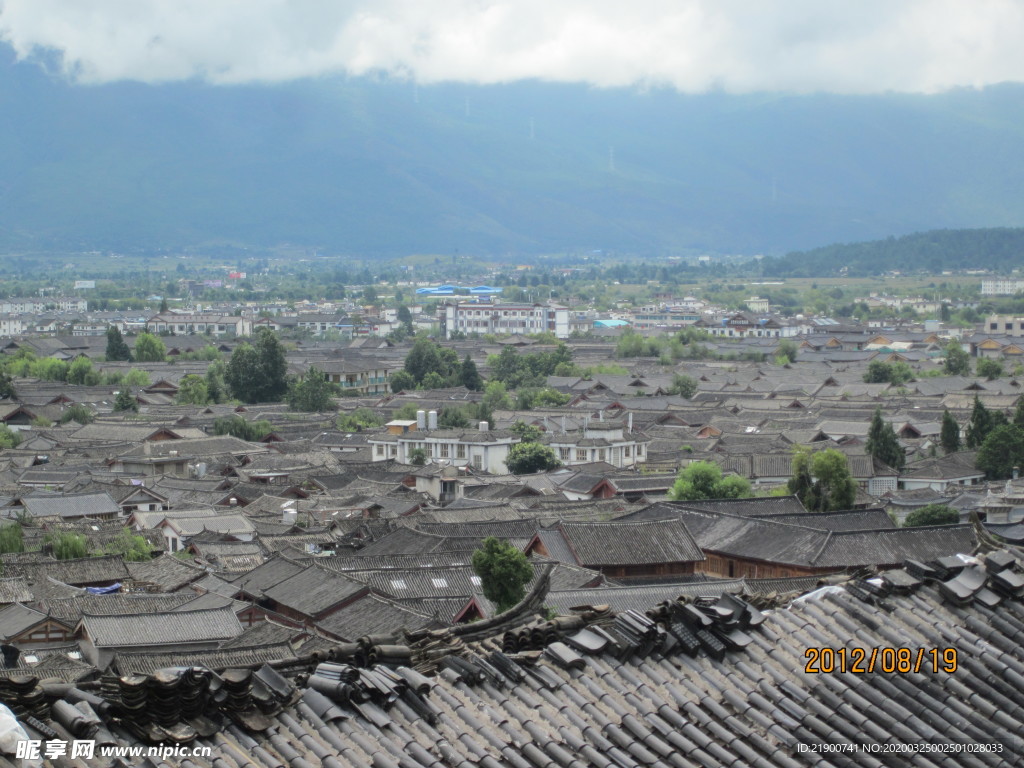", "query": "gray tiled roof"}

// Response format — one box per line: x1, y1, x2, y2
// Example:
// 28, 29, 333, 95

78, 605, 243, 647
554, 517, 704, 567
